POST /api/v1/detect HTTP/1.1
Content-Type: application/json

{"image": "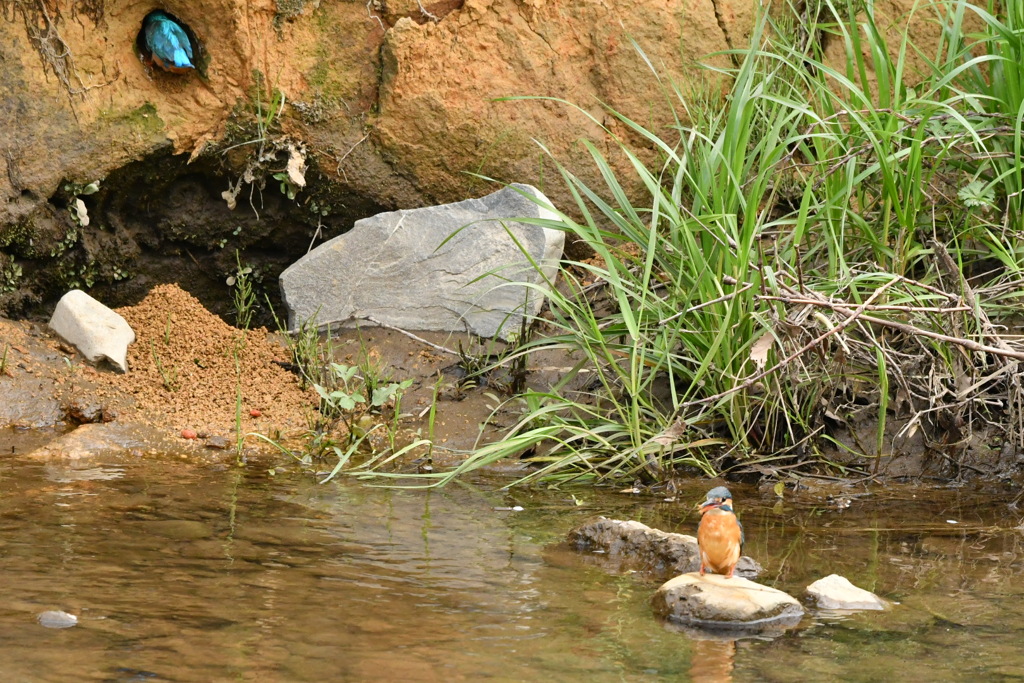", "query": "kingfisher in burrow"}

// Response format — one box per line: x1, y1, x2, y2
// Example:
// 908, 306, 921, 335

143, 11, 195, 74
697, 486, 744, 578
